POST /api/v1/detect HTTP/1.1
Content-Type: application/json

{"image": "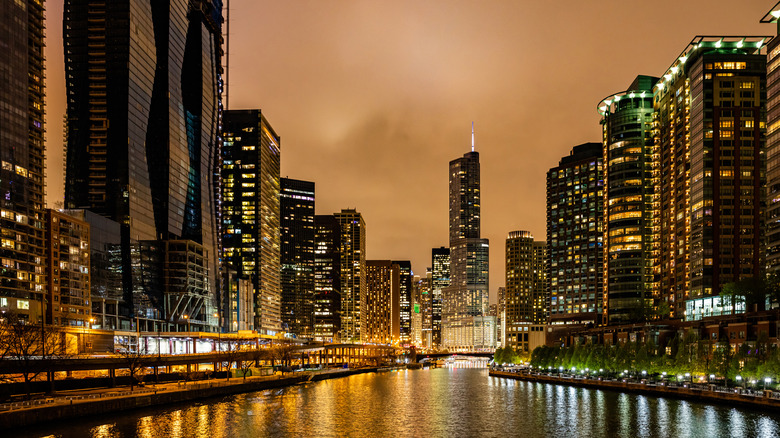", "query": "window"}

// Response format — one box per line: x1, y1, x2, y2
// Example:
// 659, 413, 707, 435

17, 299, 29, 310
